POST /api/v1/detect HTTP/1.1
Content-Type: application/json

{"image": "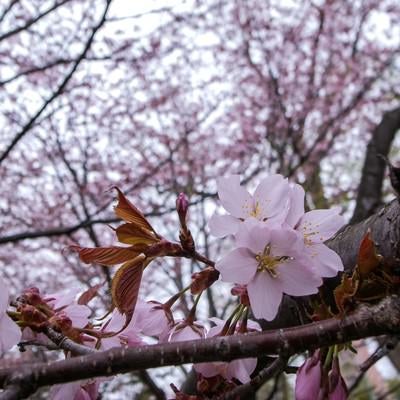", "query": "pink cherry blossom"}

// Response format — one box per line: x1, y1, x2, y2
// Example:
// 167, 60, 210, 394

98, 309, 144, 350
0, 277, 21, 353
50, 379, 99, 400
328, 357, 348, 400
133, 300, 174, 338
168, 320, 205, 342
217, 220, 322, 321
194, 318, 260, 383
295, 350, 322, 400
285, 188, 345, 278
209, 174, 290, 237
